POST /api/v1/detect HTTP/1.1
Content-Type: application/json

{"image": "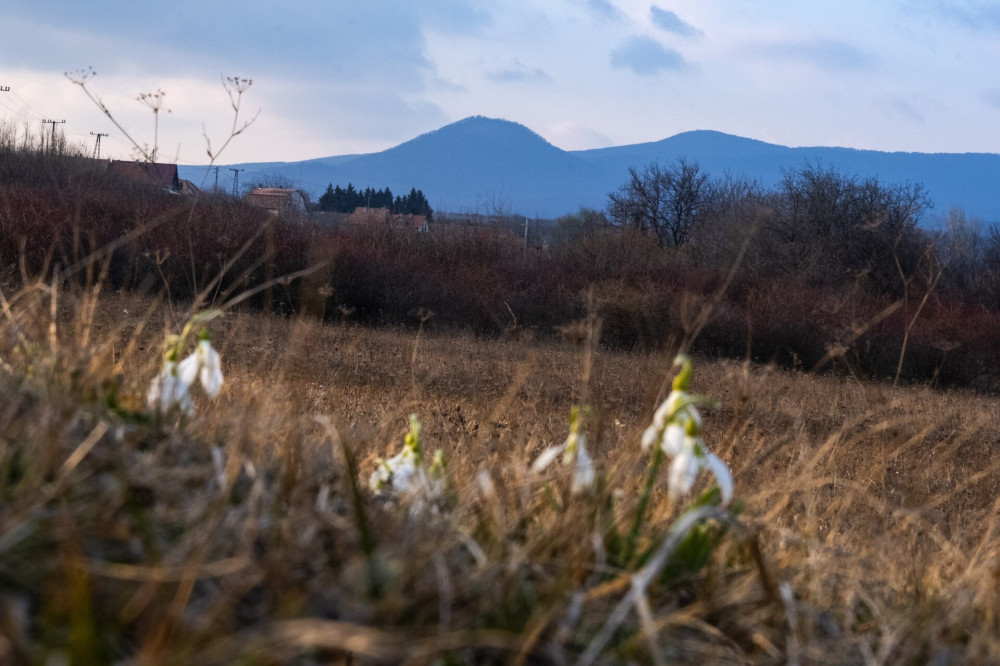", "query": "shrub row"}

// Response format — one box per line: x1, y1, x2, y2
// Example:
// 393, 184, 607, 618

3, 150, 999, 390
0, 151, 311, 311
